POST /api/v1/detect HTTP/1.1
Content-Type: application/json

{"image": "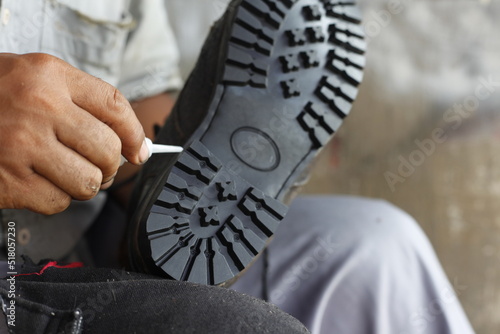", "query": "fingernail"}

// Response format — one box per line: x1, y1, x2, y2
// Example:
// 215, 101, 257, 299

139, 139, 150, 164
88, 183, 99, 196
